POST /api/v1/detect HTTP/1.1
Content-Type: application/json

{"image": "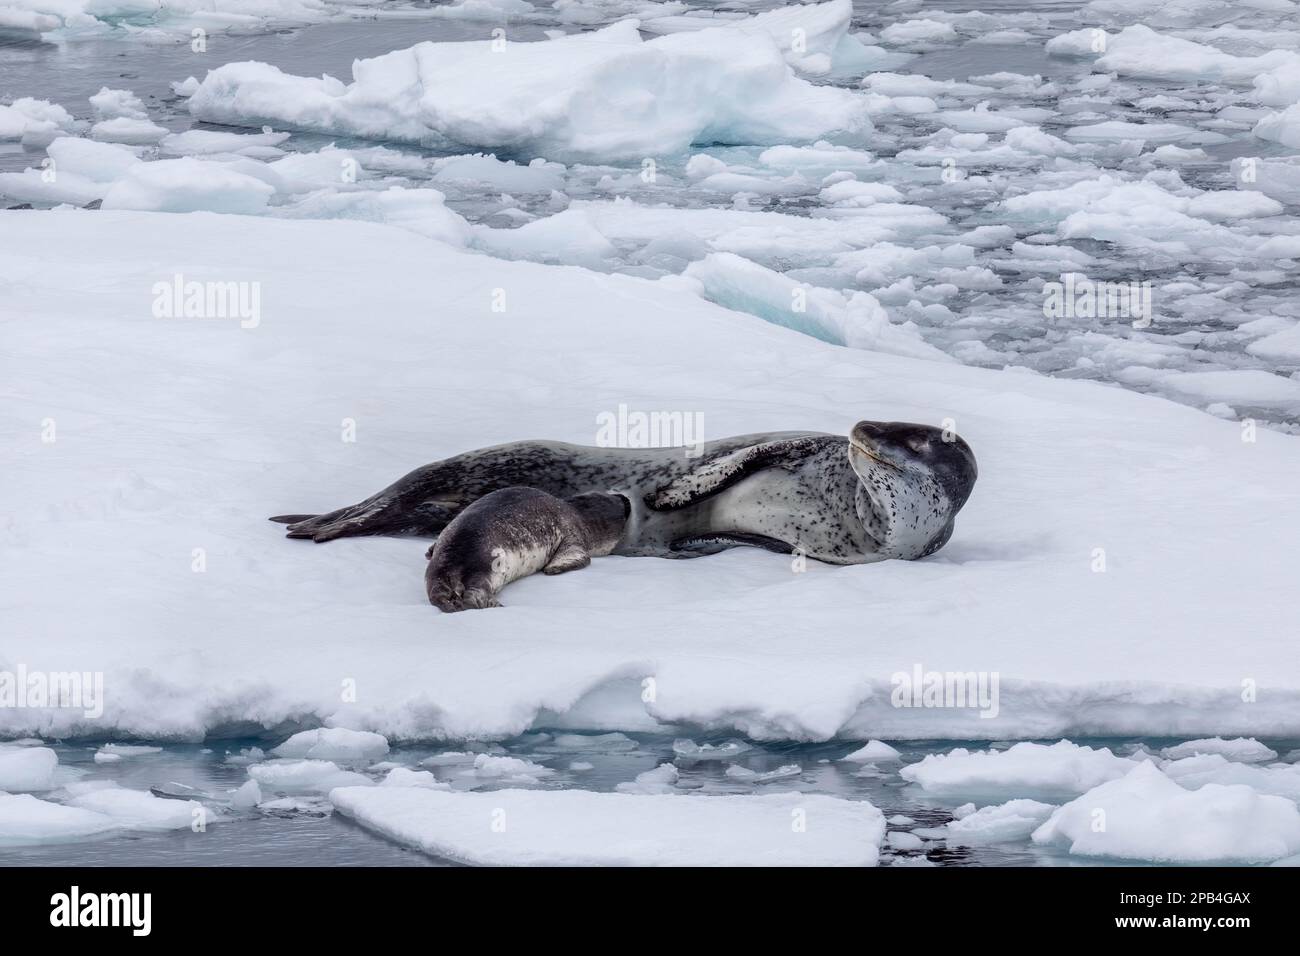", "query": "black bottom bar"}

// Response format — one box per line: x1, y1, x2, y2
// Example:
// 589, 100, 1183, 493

0, 865, 1283, 939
